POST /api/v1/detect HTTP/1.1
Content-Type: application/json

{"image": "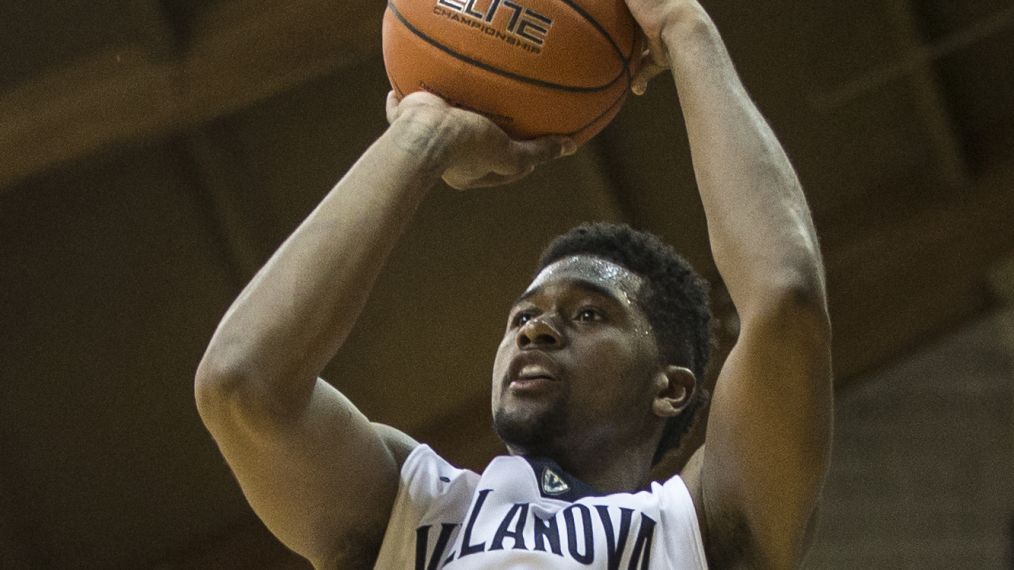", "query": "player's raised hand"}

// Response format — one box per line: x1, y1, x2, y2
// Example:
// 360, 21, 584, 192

622, 0, 707, 95
386, 91, 576, 190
